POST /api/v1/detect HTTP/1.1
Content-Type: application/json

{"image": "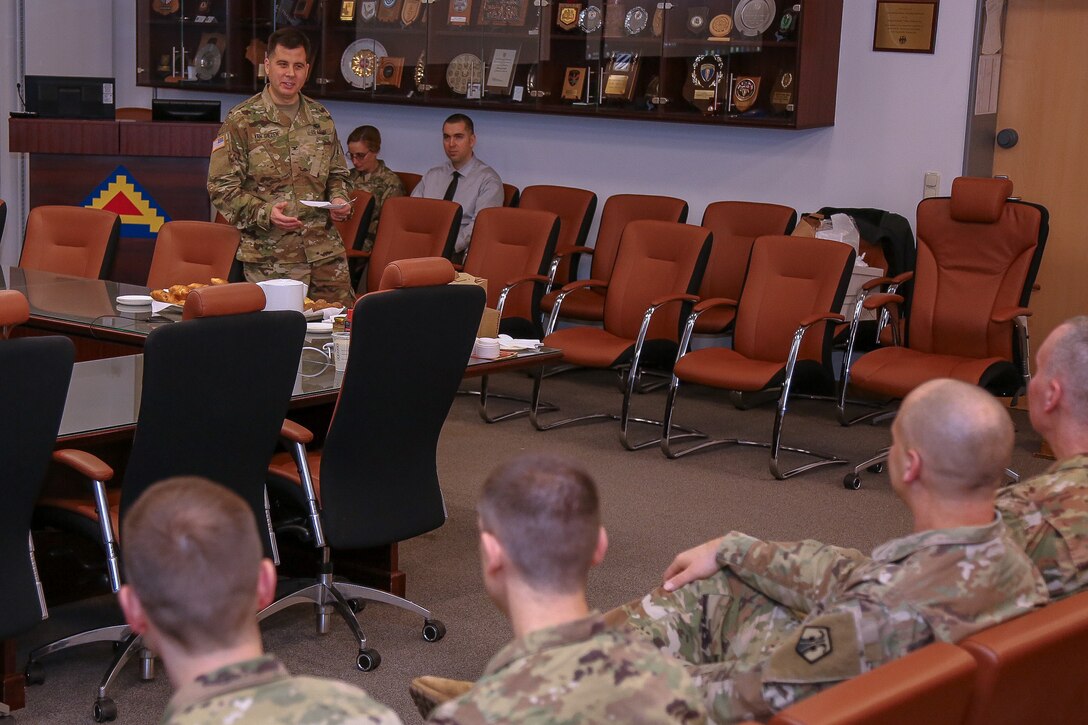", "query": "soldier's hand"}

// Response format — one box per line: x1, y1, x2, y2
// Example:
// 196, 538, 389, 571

329, 198, 352, 222
271, 201, 303, 230
662, 537, 724, 592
